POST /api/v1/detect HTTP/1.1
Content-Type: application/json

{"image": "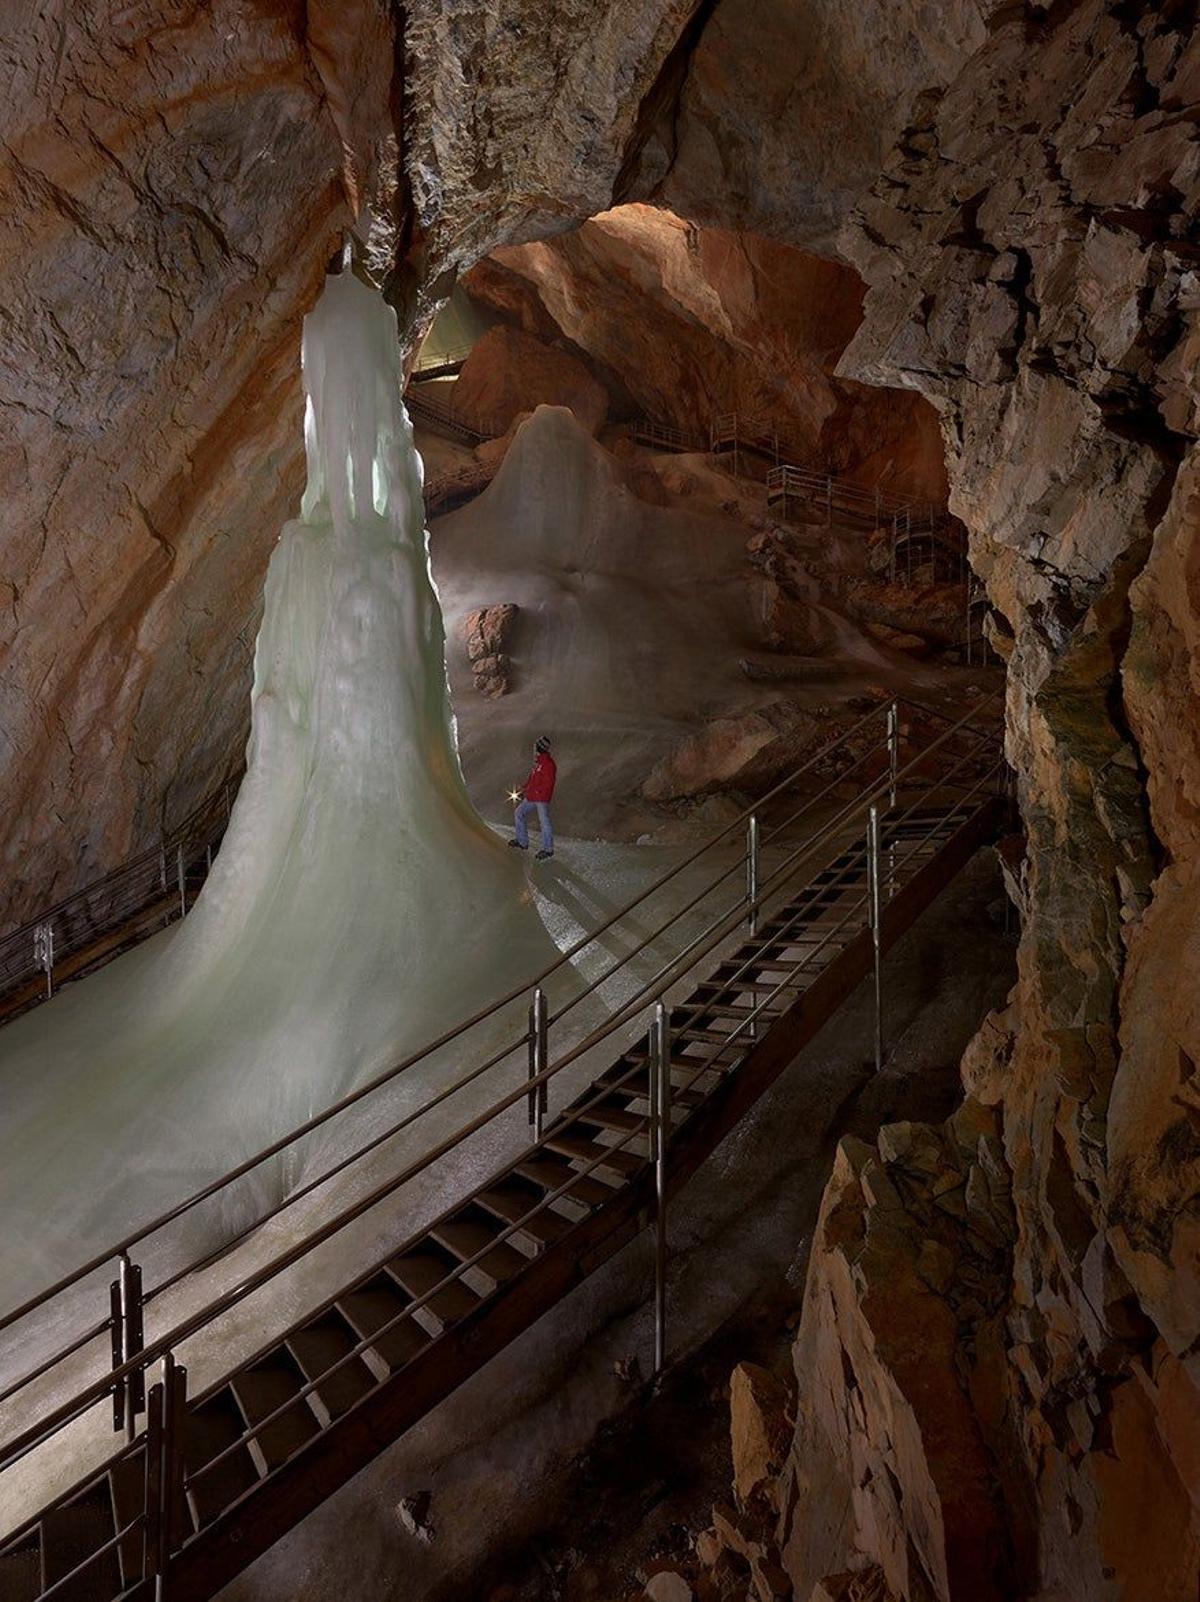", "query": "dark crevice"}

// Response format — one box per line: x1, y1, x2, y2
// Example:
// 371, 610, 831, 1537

610, 0, 720, 205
